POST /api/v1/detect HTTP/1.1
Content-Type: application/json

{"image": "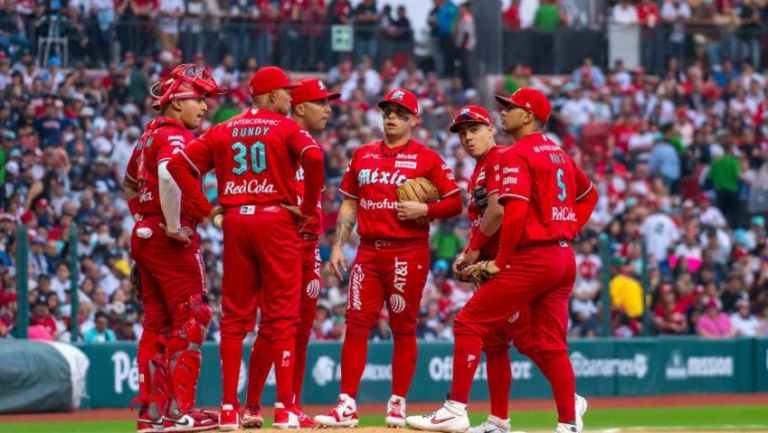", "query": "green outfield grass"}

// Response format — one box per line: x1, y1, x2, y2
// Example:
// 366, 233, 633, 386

1, 405, 767, 433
